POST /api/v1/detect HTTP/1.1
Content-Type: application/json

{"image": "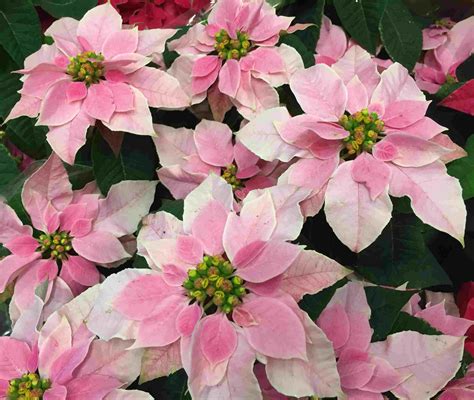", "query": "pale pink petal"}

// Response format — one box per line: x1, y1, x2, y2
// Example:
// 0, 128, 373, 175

369, 331, 465, 400
0, 202, 32, 244
281, 249, 350, 301
317, 303, 351, 351
191, 200, 229, 256
126, 67, 189, 109
38, 80, 82, 126
152, 124, 197, 167
72, 231, 130, 264
104, 390, 153, 400
5, 235, 39, 257
102, 87, 154, 136
345, 75, 370, 114
395, 116, 447, 140
103, 81, 134, 112
102, 28, 138, 59
76, 3, 122, 51
325, 162, 392, 252
20, 70, 67, 99
47, 110, 94, 164
266, 316, 342, 398
5, 95, 41, 122
136, 28, 176, 56
351, 152, 391, 200
363, 355, 406, 393
83, 83, 115, 123
22, 154, 73, 230
192, 56, 222, 94
61, 256, 100, 287
431, 133, 467, 163
157, 167, 208, 200
176, 304, 202, 337
383, 100, 429, 128
316, 16, 347, 63
64, 374, 121, 400
199, 314, 237, 366
66, 82, 87, 103
338, 349, 375, 389
218, 59, 241, 98
415, 302, 474, 336
93, 180, 157, 236
237, 107, 307, 162
44, 385, 67, 400
235, 296, 306, 360
290, 64, 347, 121
388, 162, 465, 244
234, 241, 301, 283
44, 17, 81, 56
194, 120, 234, 167
139, 342, 182, 384
0, 337, 33, 380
